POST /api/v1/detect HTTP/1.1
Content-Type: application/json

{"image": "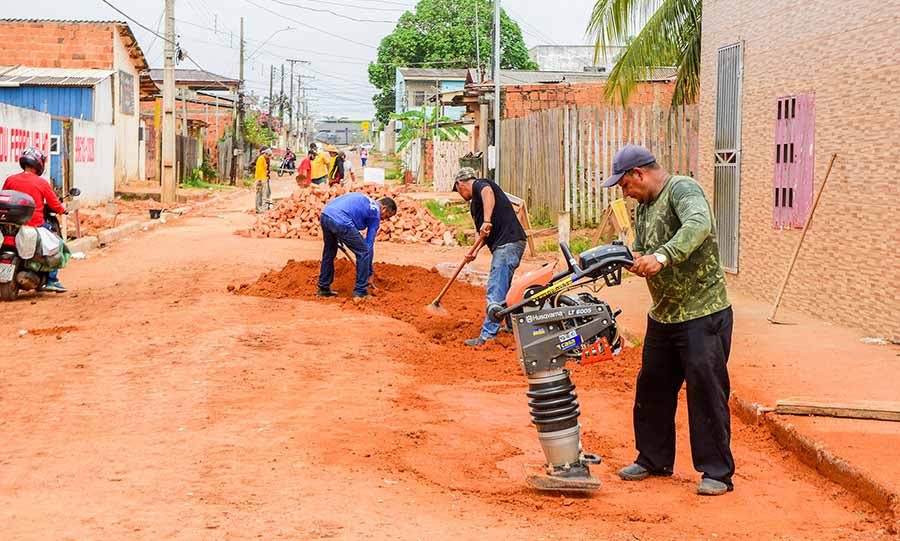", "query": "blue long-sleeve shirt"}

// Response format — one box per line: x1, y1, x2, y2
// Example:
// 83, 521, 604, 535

321, 192, 381, 253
